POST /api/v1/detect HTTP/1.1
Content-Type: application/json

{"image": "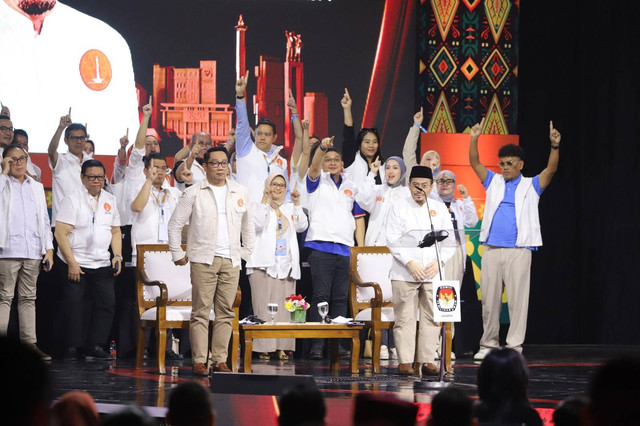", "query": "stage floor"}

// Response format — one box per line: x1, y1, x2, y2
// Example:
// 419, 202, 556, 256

48, 345, 640, 425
